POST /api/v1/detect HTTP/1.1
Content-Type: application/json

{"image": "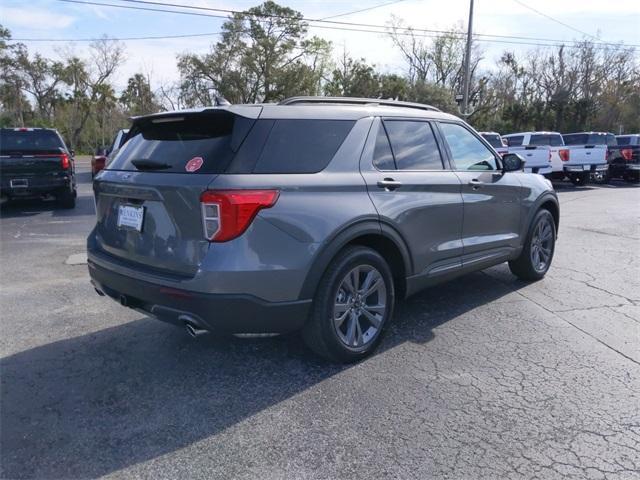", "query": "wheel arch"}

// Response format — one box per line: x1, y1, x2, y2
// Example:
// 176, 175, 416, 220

299, 221, 412, 301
